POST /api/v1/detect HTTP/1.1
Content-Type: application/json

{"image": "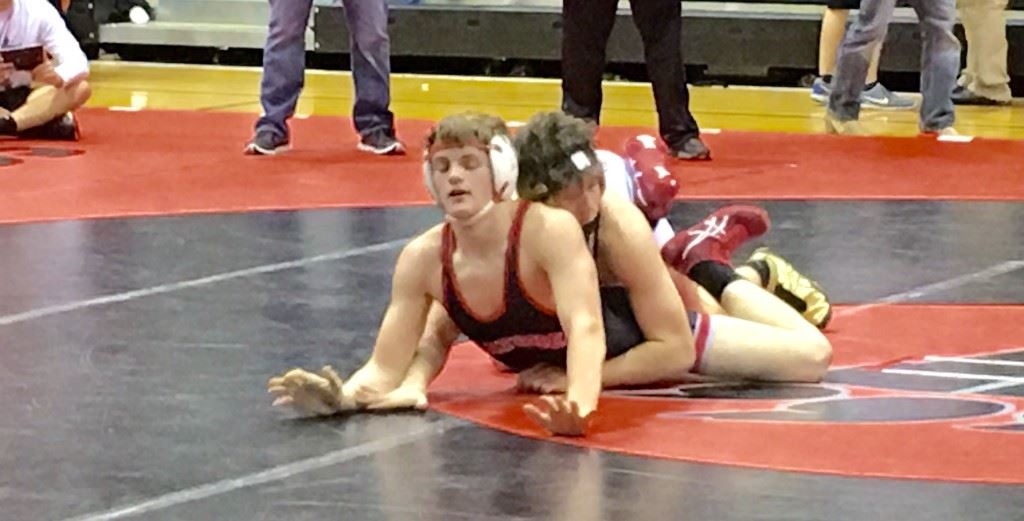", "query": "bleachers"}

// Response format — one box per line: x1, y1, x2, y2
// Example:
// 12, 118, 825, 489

97, 0, 1024, 83
99, 0, 317, 50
